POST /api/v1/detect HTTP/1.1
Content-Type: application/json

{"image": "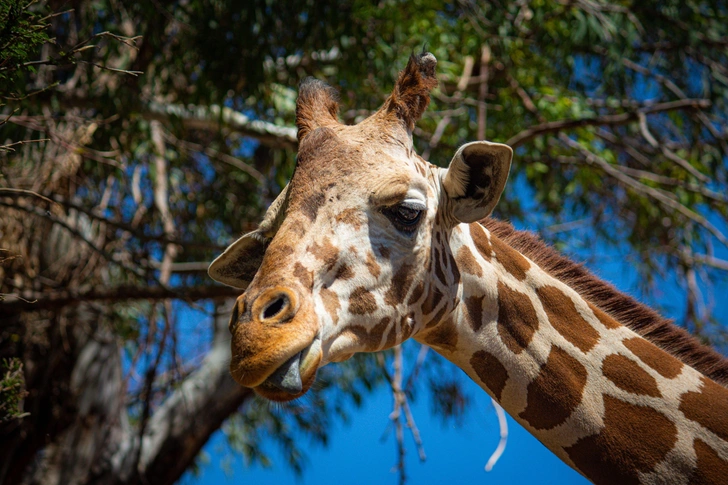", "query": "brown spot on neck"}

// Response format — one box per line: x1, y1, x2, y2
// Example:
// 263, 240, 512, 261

536, 285, 600, 353
301, 191, 326, 222
446, 245, 461, 286
434, 250, 448, 286
470, 350, 509, 400
293, 262, 313, 289
377, 244, 391, 259
623, 337, 683, 379
384, 263, 415, 307
470, 223, 492, 261
346, 317, 391, 350
496, 281, 539, 354
689, 439, 728, 485
319, 287, 340, 324
426, 303, 450, 328
602, 353, 661, 397
565, 395, 677, 485
464, 295, 485, 333
309, 238, 339, 274
422, 286, 444, 316
420, 316, 459, 353
407, 281, 425, 306
589, 303, 622, 330
519, 346, 587, 430
334, 263, 354, 280
456, 245, 483, 277
383, 315, 412, 350
679, 376, 728, 443
335, 208, 364, 230
287, 220, 307, 237
491, 236, 530, 281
